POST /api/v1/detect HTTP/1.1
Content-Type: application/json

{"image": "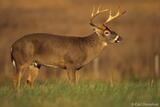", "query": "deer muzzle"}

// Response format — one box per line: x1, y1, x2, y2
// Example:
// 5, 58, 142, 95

114, 36, 122, 43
